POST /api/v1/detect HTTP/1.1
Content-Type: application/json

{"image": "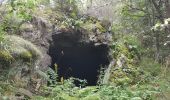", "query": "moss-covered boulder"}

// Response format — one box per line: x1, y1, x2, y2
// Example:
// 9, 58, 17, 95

0, 35, 42, 88
106, 35, 142, 85
0, 35, 42, 67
